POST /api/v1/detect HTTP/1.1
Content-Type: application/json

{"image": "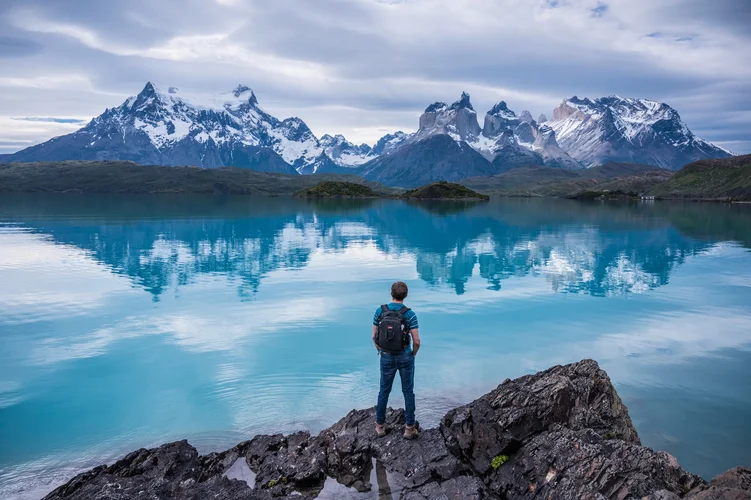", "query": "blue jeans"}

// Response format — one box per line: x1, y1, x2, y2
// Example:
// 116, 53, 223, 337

376, 348, 415, 426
